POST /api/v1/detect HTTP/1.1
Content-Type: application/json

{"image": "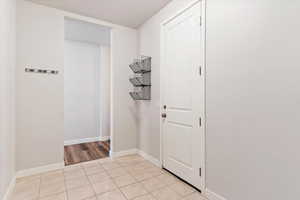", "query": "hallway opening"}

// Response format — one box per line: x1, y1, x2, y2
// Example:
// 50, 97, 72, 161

64, 18, 112, 165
